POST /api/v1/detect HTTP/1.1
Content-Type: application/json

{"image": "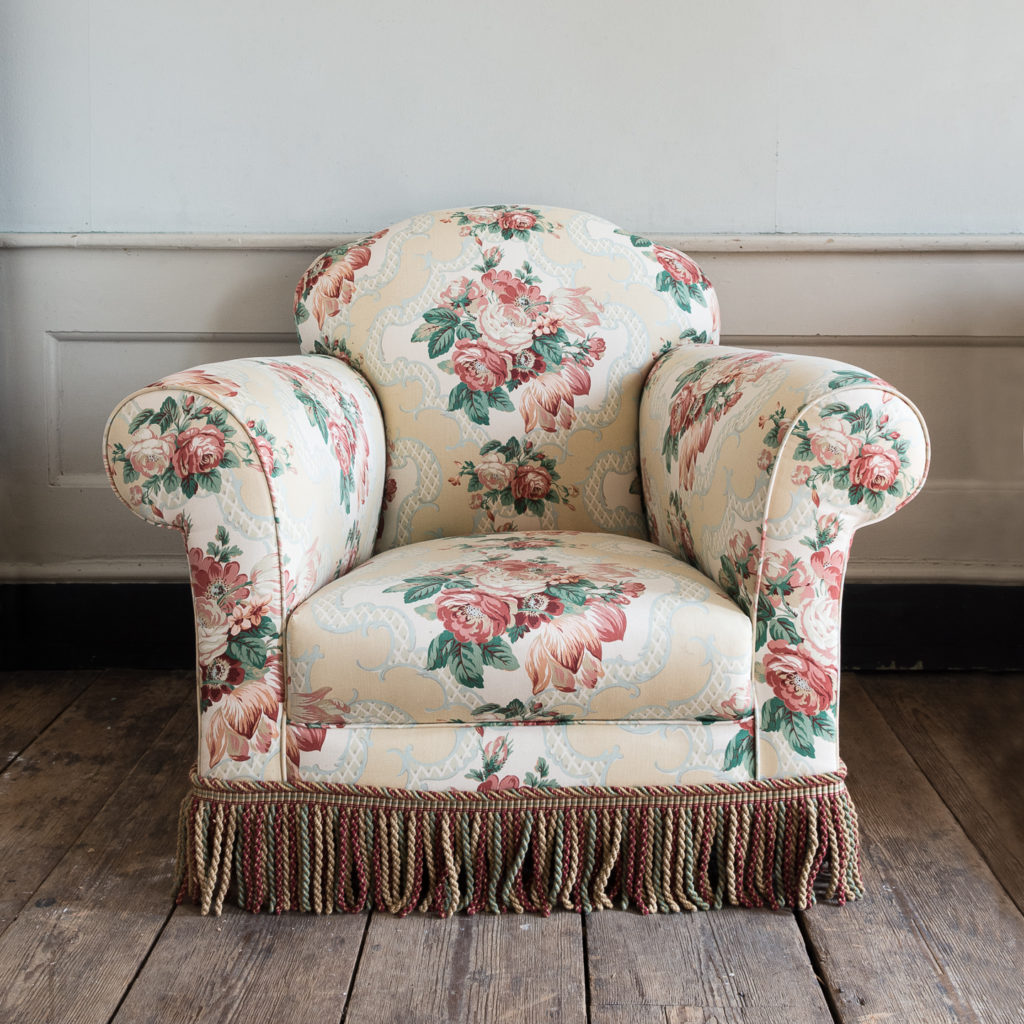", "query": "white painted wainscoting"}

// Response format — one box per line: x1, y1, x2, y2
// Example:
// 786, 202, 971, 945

1, 235, 1021, 584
